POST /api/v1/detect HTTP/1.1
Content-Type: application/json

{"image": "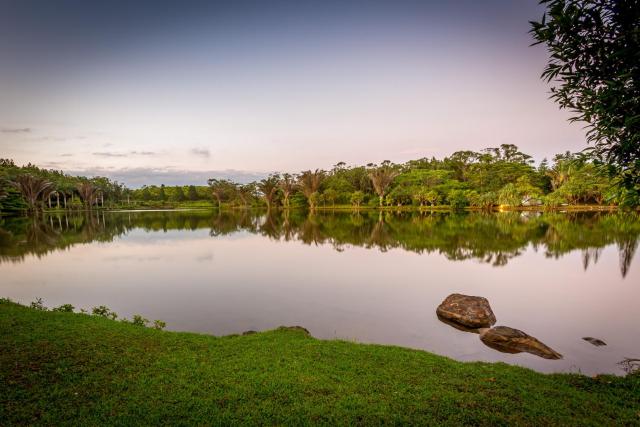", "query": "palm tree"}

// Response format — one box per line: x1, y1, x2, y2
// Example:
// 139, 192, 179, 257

76, 182, 97, 209
298, 169, 325, 209
236, 183, 256, 208
207, 179, 234, 208
11, 174, 54, 212
546, 153, 575, 191
368, 165, 399, 208
257, 174, 279, 212
278, 173, 298, 209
